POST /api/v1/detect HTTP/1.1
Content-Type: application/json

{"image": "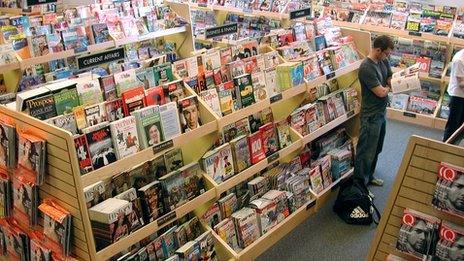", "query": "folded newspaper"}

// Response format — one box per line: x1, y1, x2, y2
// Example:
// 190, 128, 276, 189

391, 63, 421, 94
